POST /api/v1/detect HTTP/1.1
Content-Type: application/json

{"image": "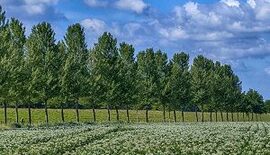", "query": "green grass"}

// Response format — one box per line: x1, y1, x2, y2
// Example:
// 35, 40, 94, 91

0, 108, 269, 125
